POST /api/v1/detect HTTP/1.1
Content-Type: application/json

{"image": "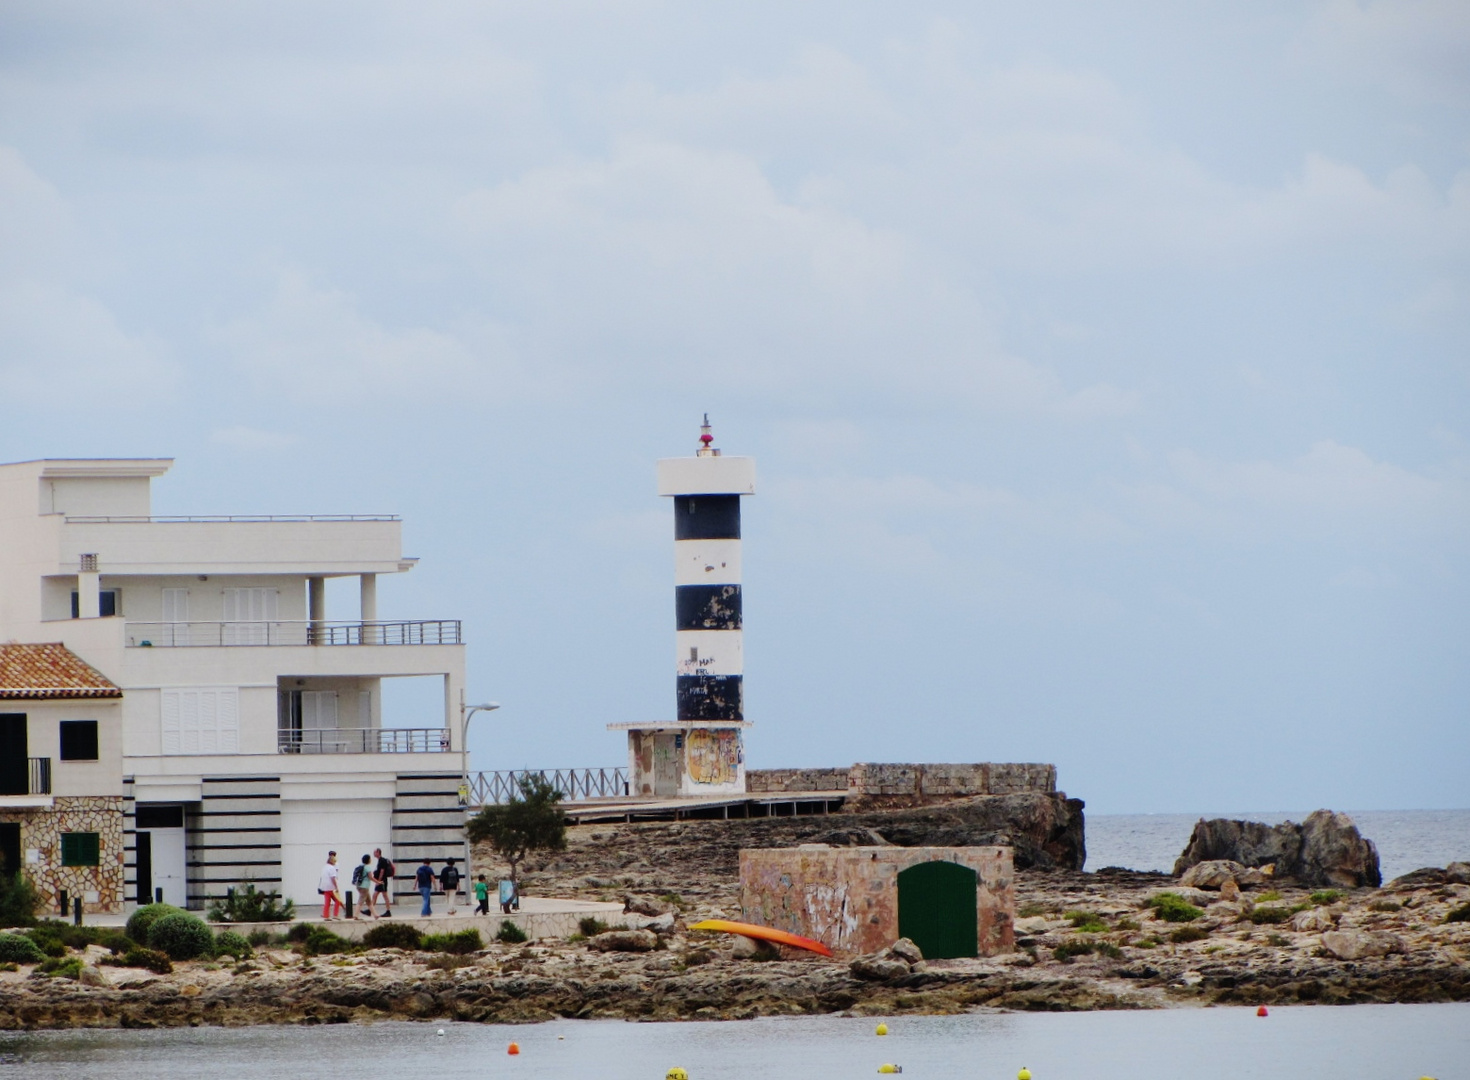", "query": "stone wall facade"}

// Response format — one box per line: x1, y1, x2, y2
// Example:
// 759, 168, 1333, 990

744, 768, 851, 793
0, 796, 125, 915
739, 845, 1014, 958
